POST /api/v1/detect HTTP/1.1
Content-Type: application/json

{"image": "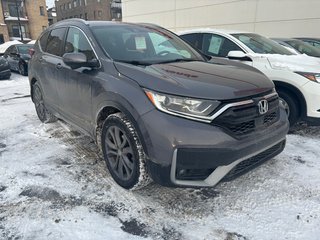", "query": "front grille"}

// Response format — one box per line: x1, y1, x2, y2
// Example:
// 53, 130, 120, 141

213, 94, 280, 137
223, 140, 285, 181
